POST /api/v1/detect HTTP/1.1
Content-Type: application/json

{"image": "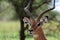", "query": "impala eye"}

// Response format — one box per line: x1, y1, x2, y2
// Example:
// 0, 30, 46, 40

37, 23, 40, 26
